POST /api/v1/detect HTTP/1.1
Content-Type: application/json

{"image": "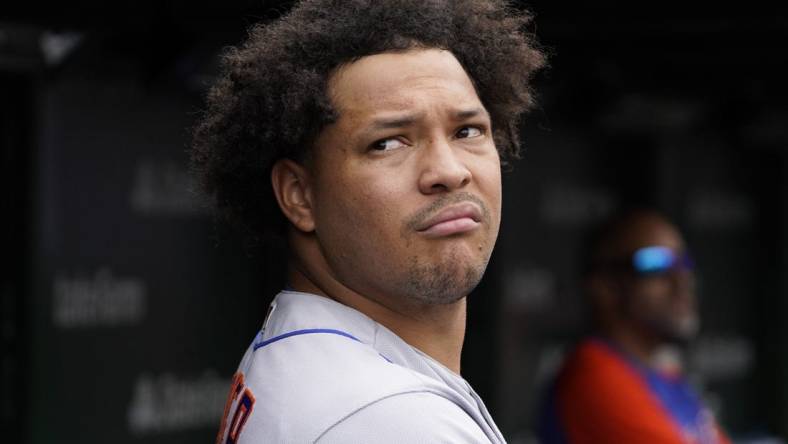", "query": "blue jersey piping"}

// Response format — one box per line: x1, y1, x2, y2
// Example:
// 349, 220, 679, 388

253, 328, 361, 351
